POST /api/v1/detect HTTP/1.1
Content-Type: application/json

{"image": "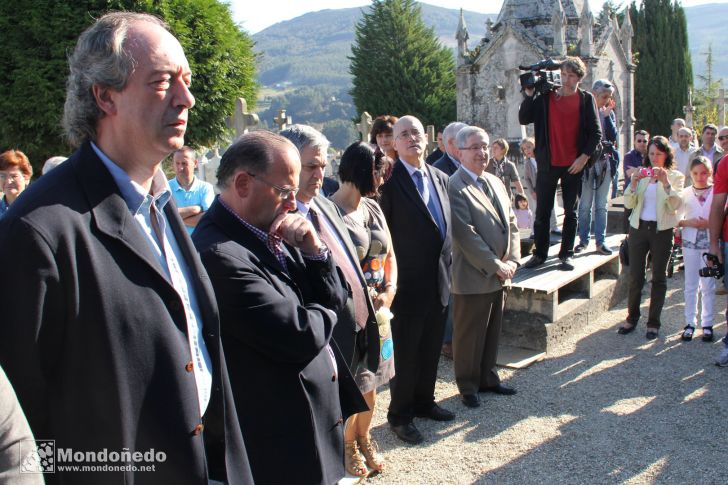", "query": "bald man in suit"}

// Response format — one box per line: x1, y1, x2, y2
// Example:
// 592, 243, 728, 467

448, 126, 520, 409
